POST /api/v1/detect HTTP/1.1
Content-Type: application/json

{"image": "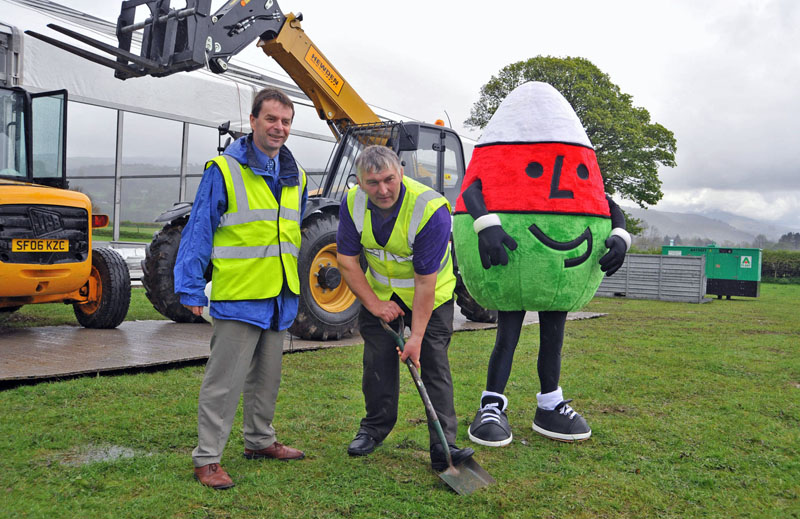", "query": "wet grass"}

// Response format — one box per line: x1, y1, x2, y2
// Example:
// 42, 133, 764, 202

1, 285, 798, 518
92, 223, 162, 243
